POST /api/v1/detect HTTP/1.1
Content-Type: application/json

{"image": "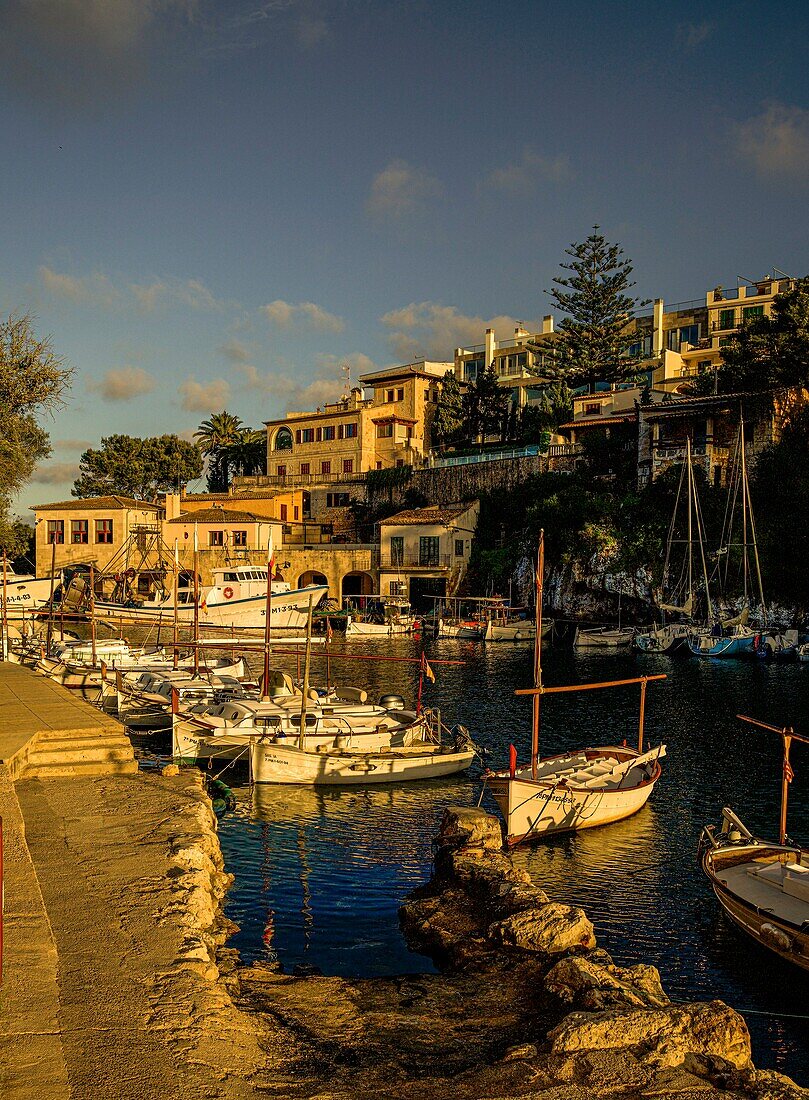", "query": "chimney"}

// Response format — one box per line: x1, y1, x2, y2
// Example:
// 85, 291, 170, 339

484, 327, 495, 368
653, 298, 664, 356
164, 492, 181, 521
542, 315, 554, 335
